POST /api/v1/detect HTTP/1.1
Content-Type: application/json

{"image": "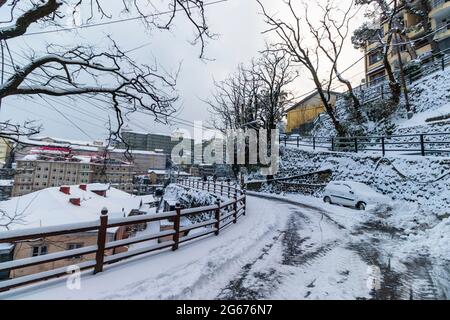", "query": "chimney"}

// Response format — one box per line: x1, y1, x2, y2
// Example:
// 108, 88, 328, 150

59, 186, 70, 195
69, 198, 81, 206
92, 190, 107, 197
79, 184, 87, 191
